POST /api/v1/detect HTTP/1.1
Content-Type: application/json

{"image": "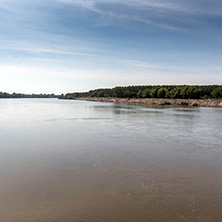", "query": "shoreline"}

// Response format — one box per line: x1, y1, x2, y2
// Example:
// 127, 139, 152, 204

76, 97, 222, 107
